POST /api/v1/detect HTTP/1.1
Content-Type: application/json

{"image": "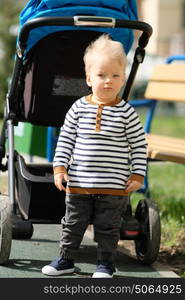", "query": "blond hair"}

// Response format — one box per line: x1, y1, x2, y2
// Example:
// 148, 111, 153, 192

83, 34, 127, 74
